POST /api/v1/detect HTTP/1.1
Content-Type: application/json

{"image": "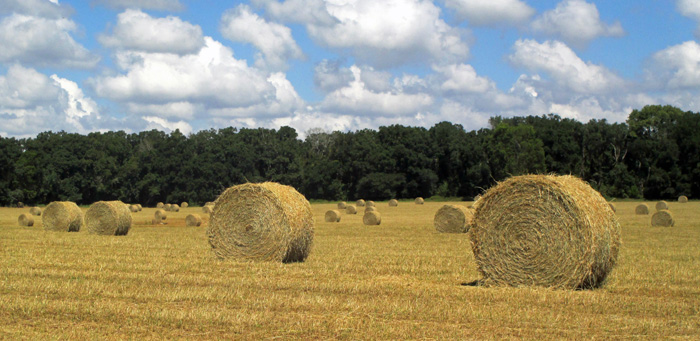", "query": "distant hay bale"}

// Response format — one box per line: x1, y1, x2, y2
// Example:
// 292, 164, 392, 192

345, 205, 357, 214
470, 174, 621, 289
154, 209, 167, 222
202, 205, 213, 214
186, 214, 202, 227
205, 201, 214, 206
17, 201, 25, 208
363, 211, 381, 225
157, 202, 164, 208
207, 182, 314, 263
635, 204, 649, 215
365, 206, 376, 213
415, 197, 424, 205
29, 207, 42, 216
609, 203, 616, 213
164, 203, 173, 211
366, 200, 375, 207
356, 199, 366, 207
337, 202, 347, 209
136, 204, 143, 211
434, 204, 473, 233
325, 210, 341, 222
181, 202, 189, 208
388, 199, 398, 207
85, 201, 132, 236
18, 214, 34, 226
171, 204, 180, 212
129, 204, 139, 212
43, 201, 83, 232
651, 210, 674, 227
655, 201, 668, 211
678, 196, 688, 203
